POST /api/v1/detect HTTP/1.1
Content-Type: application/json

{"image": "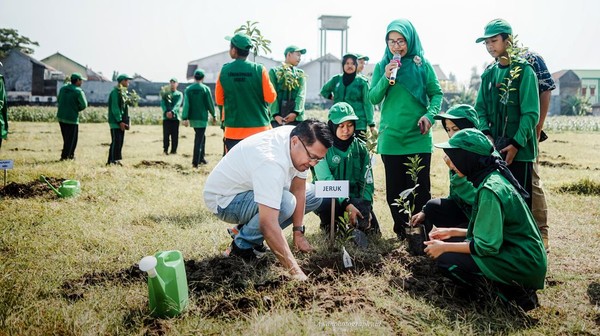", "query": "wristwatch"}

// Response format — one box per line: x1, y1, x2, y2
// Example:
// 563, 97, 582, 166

292, 226, 305, 234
